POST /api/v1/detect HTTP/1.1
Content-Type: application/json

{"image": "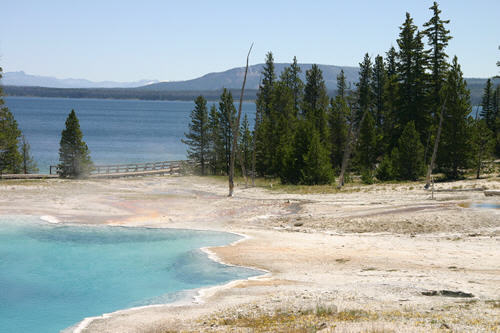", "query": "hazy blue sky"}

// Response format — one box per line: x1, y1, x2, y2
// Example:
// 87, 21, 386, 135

1, 0, 498, 82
